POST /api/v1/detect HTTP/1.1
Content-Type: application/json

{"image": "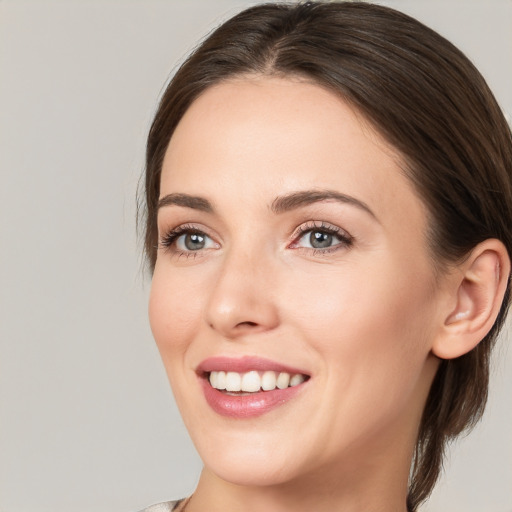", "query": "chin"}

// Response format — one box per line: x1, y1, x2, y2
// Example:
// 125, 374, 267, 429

190, 427, 306, 487
205, 453, 302, 488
